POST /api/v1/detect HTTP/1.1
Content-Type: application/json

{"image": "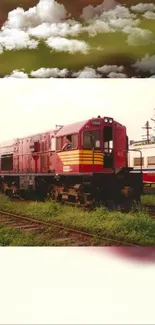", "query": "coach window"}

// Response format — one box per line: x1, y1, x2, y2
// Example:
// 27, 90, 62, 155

83, 130, 100, 149
134, 157, 144, 166
148, 156, 155, 166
